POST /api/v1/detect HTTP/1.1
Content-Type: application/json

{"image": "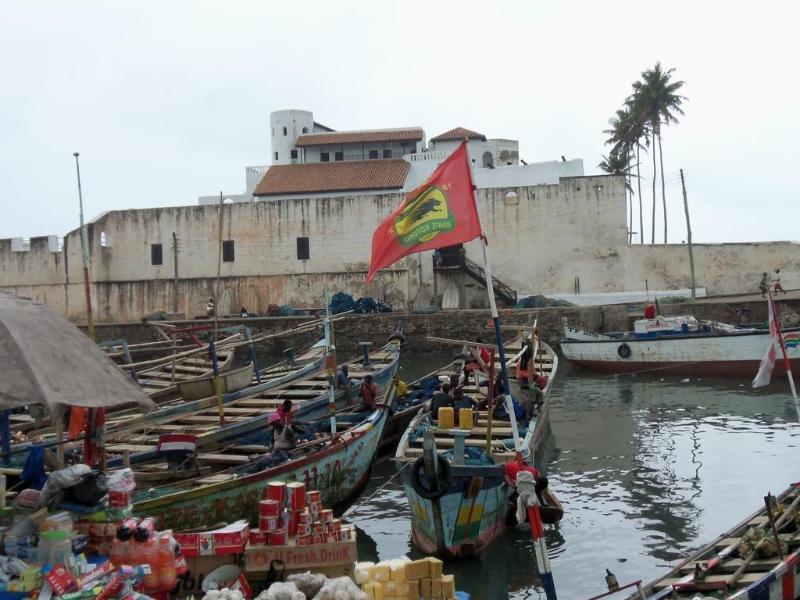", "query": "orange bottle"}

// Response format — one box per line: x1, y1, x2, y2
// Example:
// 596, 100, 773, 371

110, 538, 129, 567
127, 539, 143, 566
141, 538, 160, 590
157, 534, 177, 591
